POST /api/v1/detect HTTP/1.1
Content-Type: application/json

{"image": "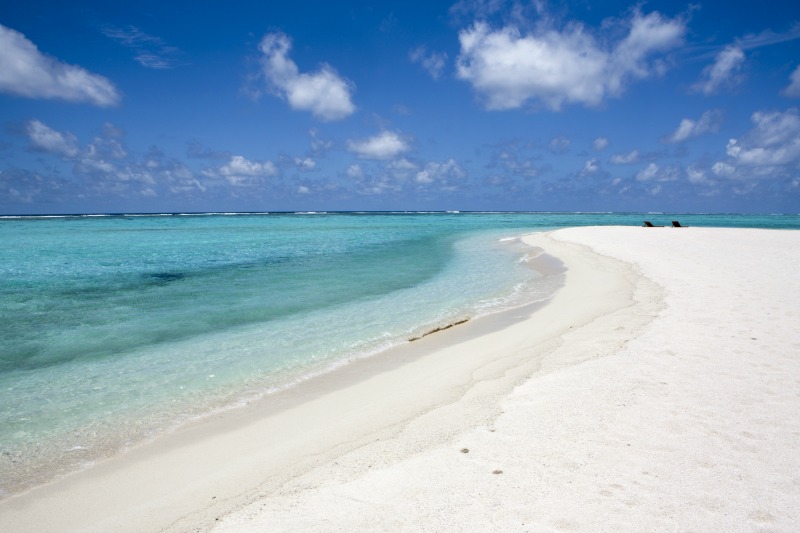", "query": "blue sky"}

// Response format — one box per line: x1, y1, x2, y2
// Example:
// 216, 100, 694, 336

1, 1, 799, 214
